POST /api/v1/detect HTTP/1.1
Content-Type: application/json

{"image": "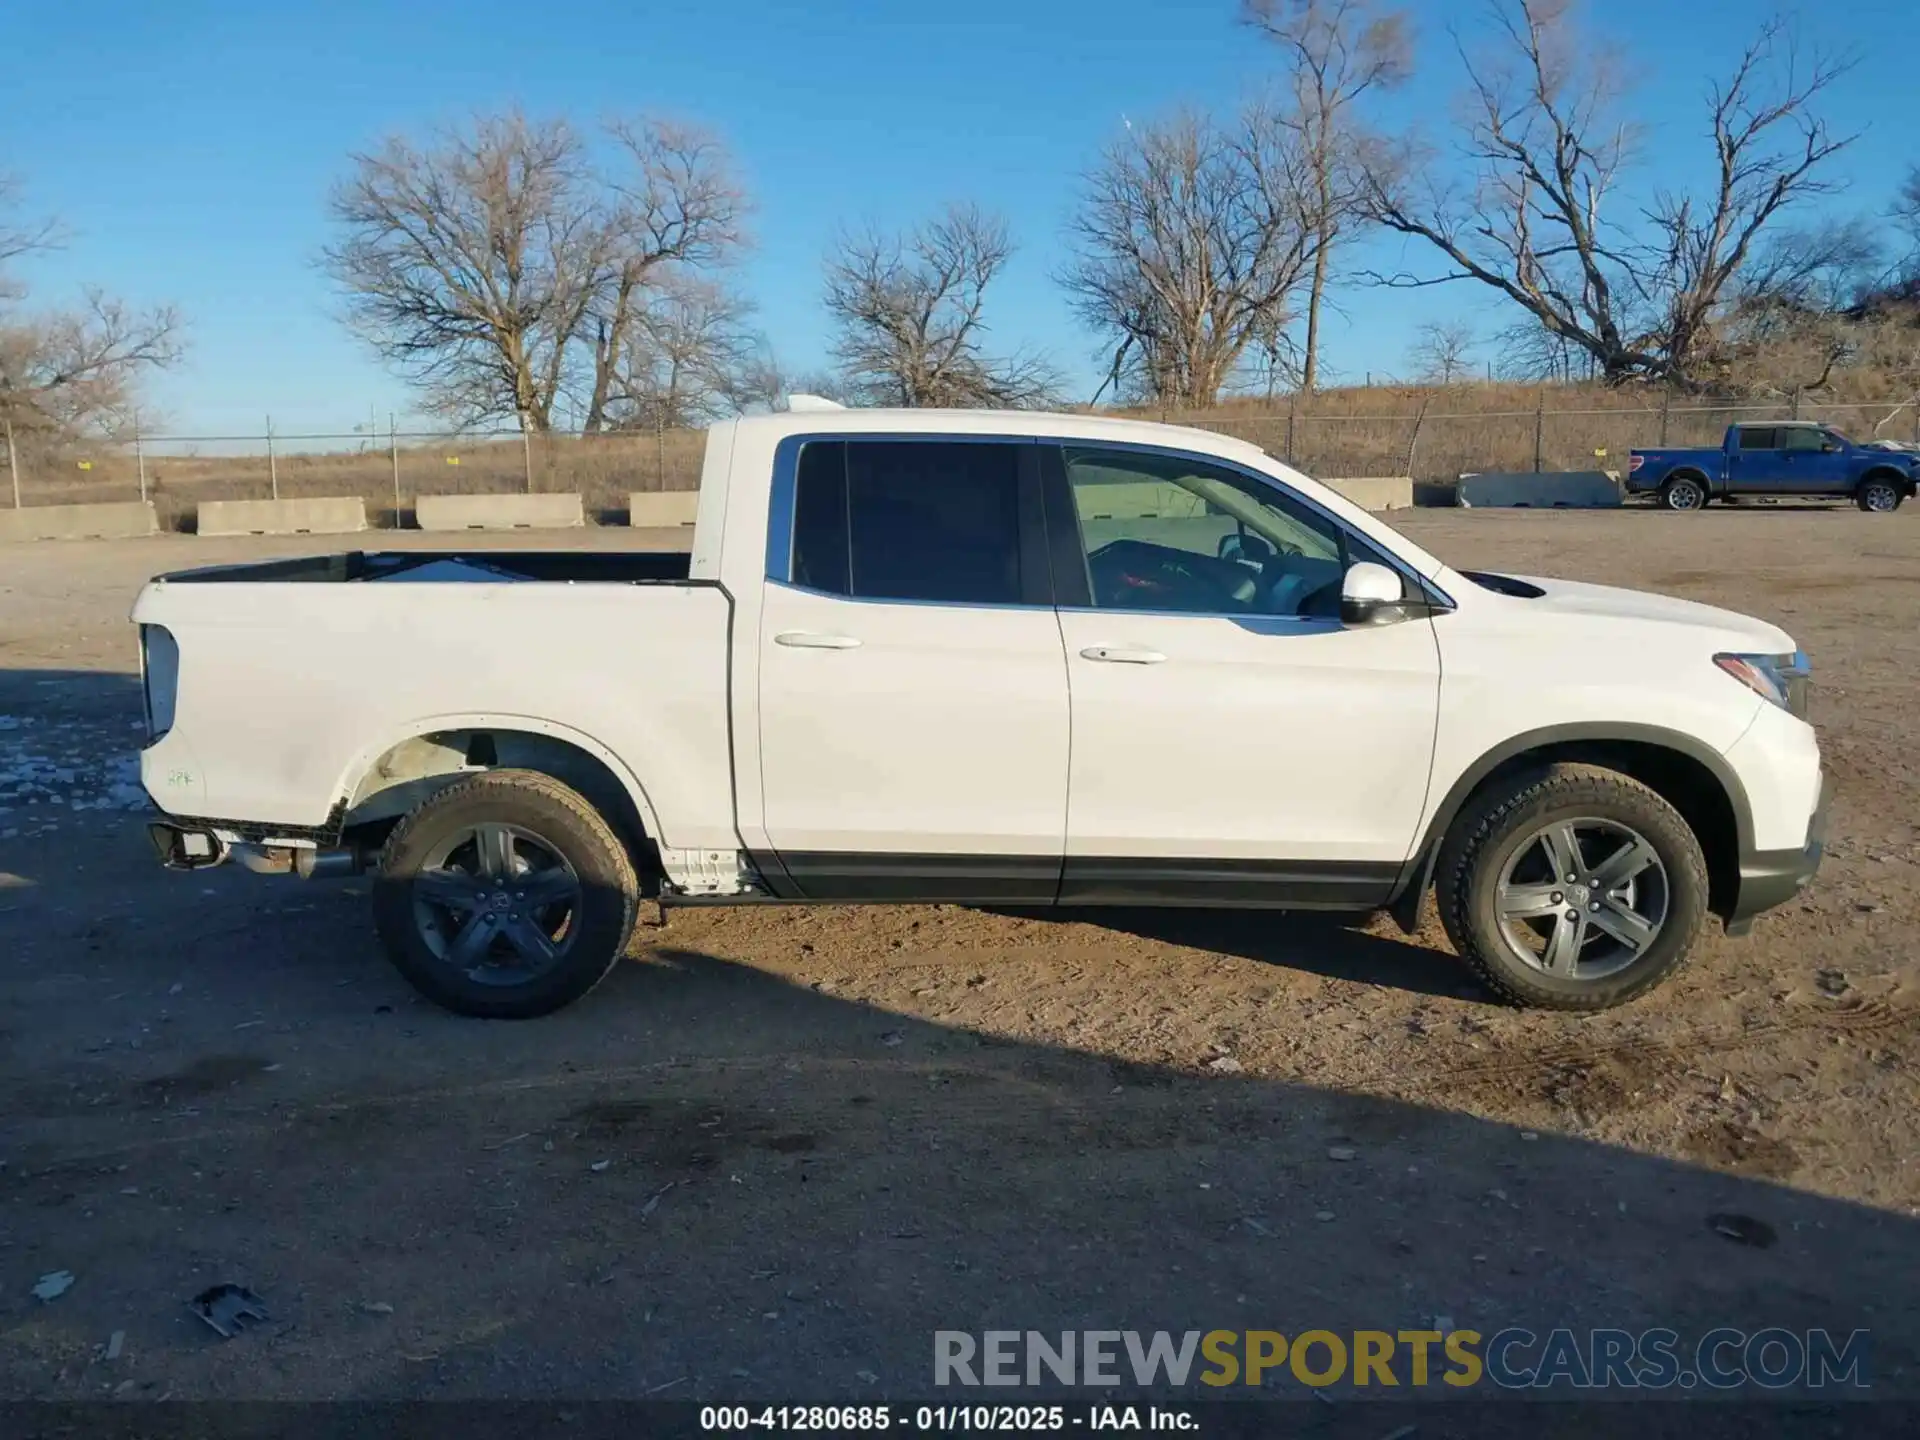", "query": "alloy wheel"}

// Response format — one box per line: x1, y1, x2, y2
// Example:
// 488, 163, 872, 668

1493, 818, 1670, 981
410, 823, 582, 984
